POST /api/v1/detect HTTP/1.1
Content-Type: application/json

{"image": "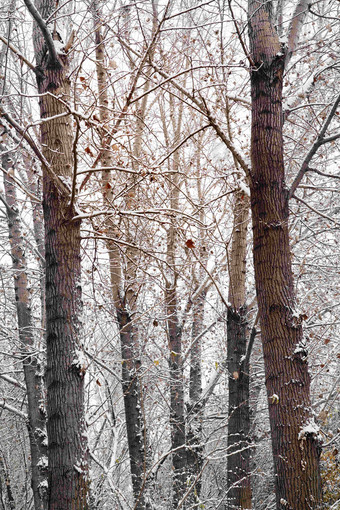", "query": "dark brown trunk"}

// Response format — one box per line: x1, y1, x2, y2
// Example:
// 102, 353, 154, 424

227, 308, 252, 510
226, 189, 252, 510
248, 1, 321, 507
33, 19, 89, 508
165, 282, 187, 508
2, 150, 48, 510
117, 306, 148, 509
